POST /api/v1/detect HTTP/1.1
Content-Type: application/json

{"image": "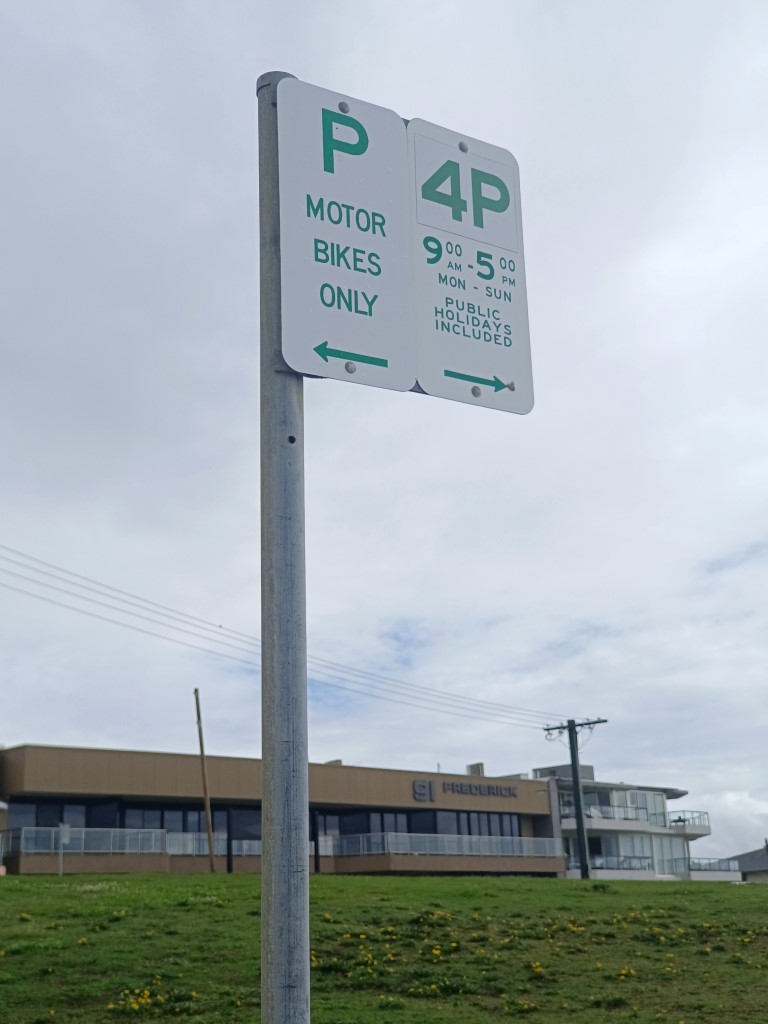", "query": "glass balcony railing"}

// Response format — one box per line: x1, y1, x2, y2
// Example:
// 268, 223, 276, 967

673, 857, 739, 874
667, 811, 710, 829
334, 832, 563, 859
1, 829, 562, 861
0, 828, 260, 857
568, 855, 653, 872
561, 805, 654, 822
